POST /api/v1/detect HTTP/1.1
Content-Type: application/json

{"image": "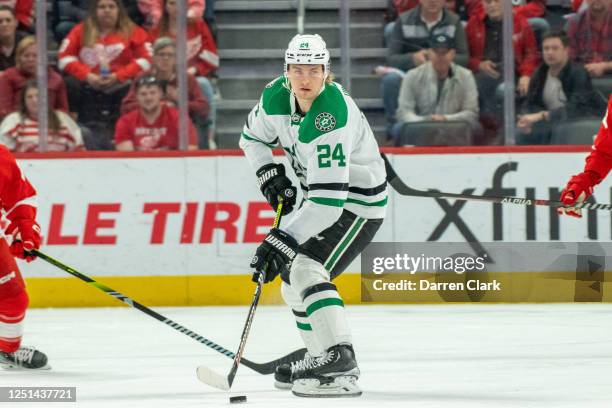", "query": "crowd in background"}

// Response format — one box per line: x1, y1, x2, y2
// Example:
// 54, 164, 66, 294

0, 0, 217, 152
0, 0, 609, 151
381, 0, 611, 146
